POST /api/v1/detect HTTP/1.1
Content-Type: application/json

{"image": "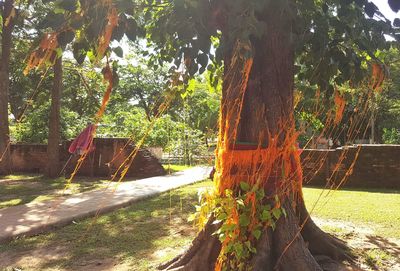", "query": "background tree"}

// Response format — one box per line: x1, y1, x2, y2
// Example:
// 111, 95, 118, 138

0, 0, 16, 175
11, 59, 105, 143
377, 48, 400, 143
185, 77, 220, 147
114, 60, 171, 121
46, 56, 62, 177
